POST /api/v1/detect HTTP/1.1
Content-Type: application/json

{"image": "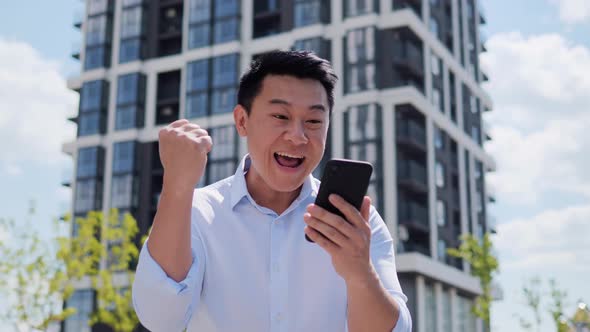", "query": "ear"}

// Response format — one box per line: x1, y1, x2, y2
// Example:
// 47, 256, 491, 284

234, 104, 249, 137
